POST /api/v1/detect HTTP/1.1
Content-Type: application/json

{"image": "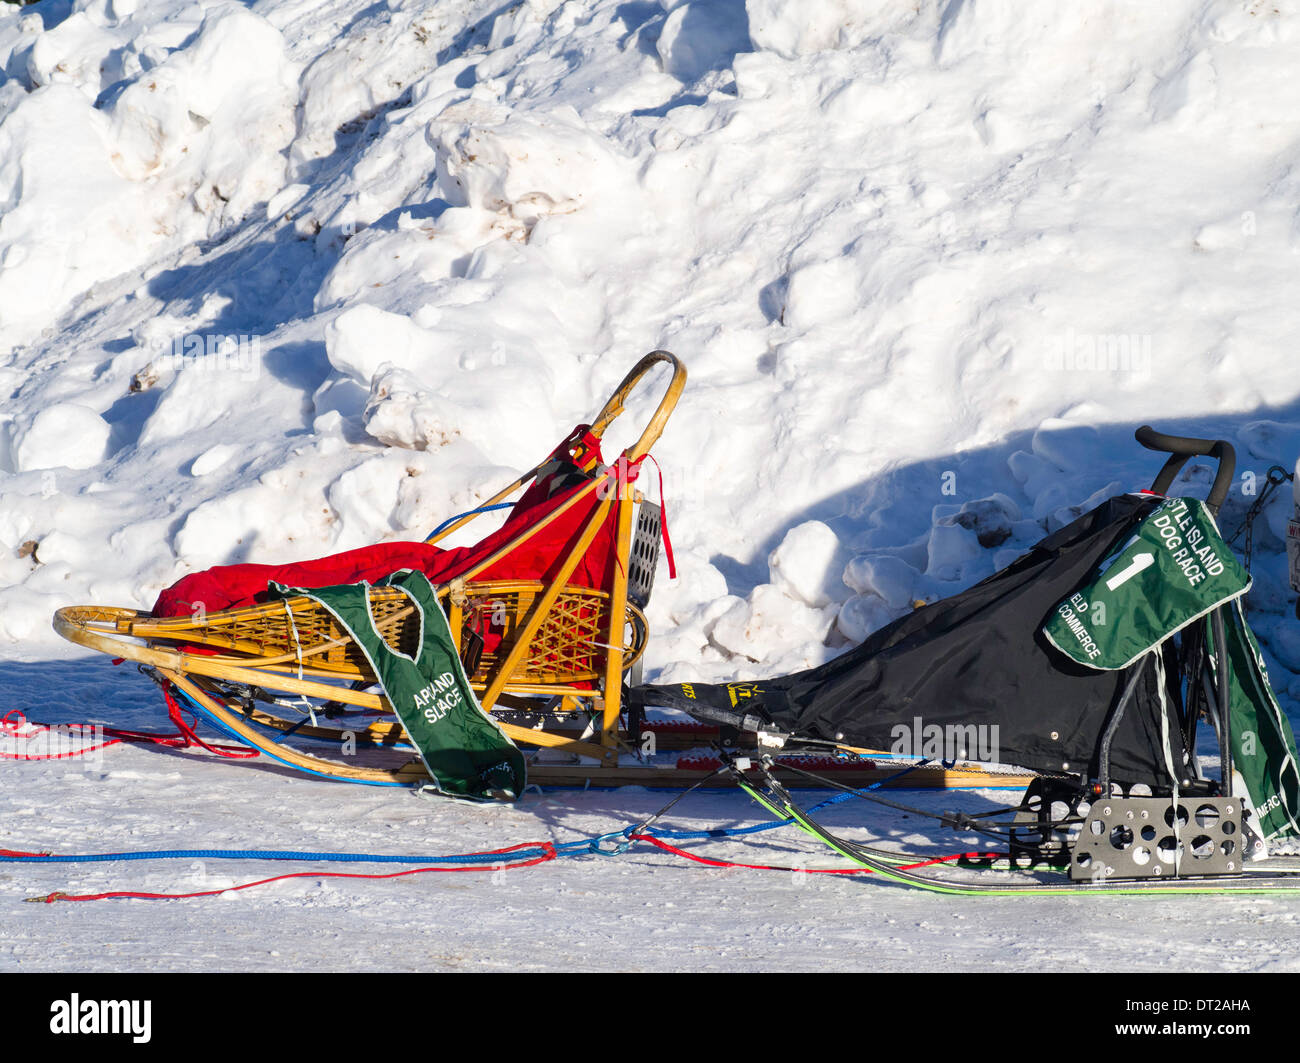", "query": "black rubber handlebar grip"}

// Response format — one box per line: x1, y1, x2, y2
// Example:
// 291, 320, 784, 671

1134, 425, 1236, 516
